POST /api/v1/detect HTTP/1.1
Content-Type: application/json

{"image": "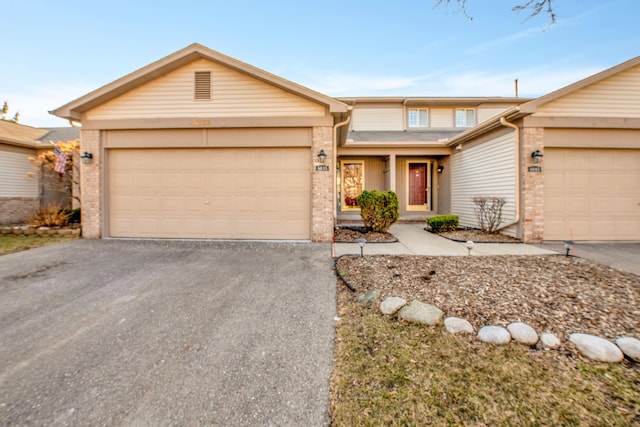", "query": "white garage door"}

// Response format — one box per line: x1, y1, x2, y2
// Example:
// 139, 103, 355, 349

544, 148, 640, 241
108, 148, 311, 239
